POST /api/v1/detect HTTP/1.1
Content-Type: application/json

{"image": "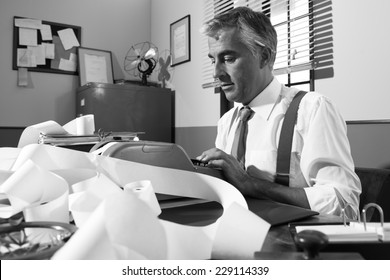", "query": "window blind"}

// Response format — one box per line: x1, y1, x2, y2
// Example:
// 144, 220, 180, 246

201, 0, 333, 86
201, 0, 235, 86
